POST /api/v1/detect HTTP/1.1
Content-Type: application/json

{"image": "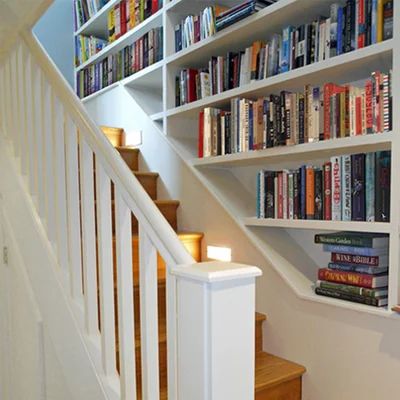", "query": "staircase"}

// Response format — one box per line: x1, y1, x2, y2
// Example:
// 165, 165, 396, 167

101, 126, 306, 399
